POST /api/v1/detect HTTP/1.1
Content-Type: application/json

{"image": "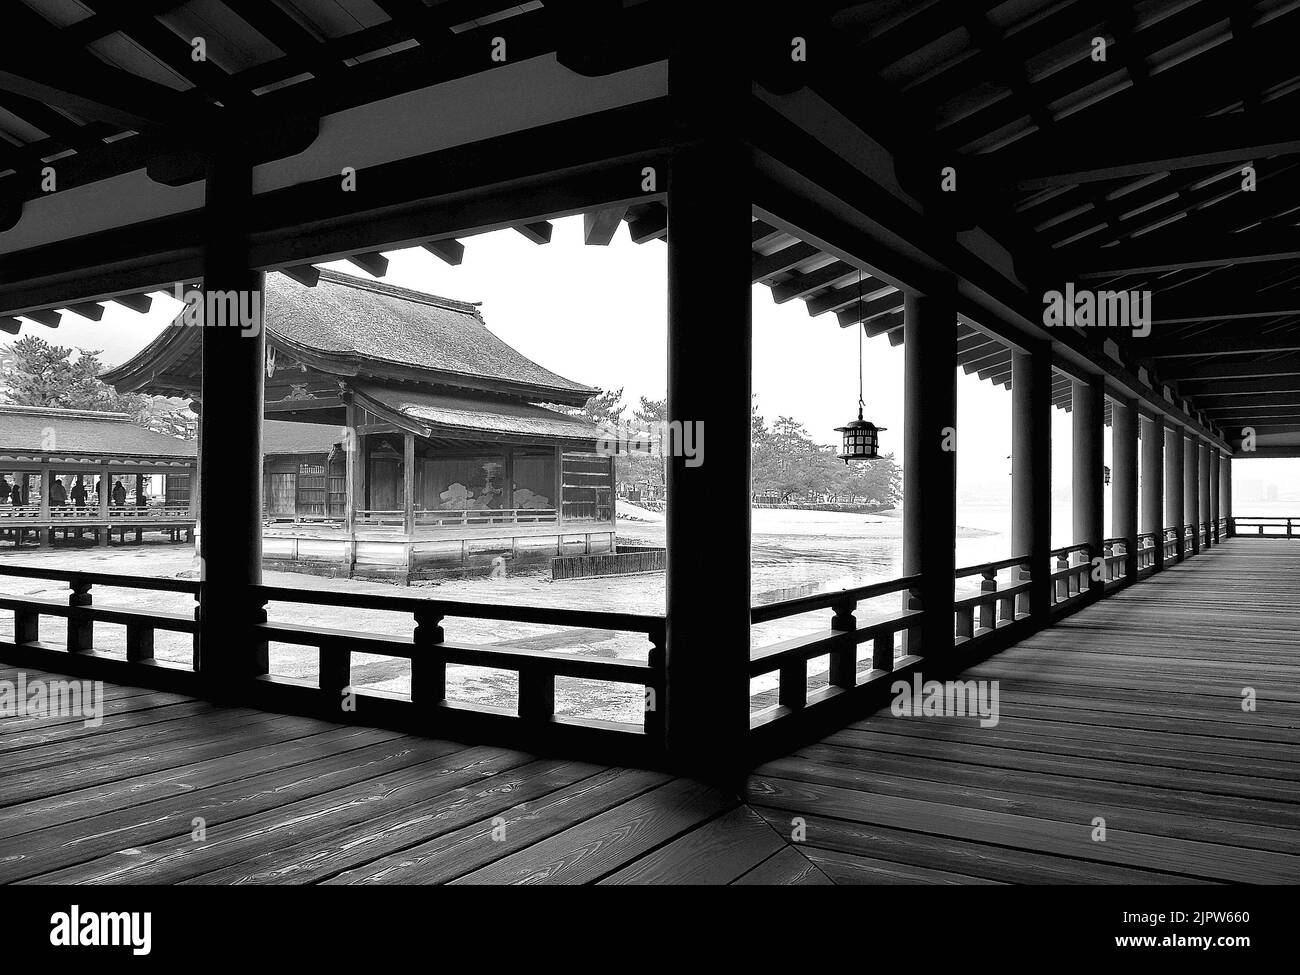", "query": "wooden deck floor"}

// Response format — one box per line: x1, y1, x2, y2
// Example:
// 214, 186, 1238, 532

2, 537, 1297, 884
